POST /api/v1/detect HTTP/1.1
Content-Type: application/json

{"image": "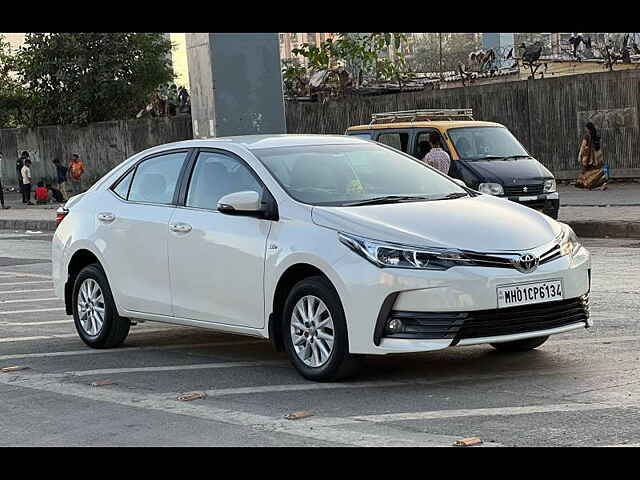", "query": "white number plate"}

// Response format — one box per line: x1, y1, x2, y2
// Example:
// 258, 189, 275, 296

518, 195, 538, 201
497, 280, 563, 308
